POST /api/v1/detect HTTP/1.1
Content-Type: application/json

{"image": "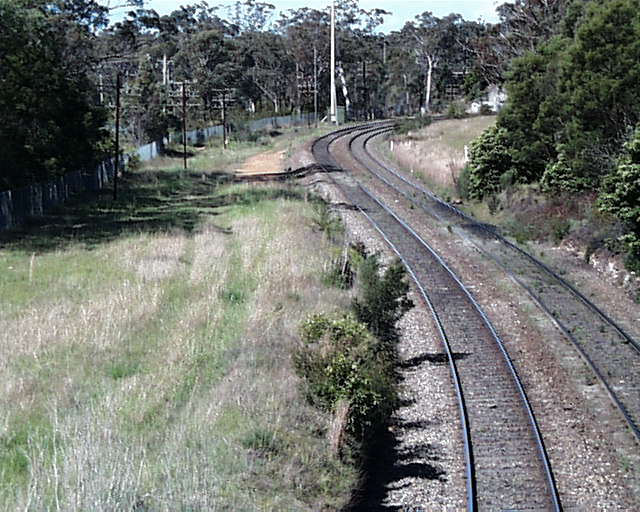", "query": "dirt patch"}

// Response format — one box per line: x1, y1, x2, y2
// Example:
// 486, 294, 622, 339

286, 137, 317, 171
234, 149, 286, 175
